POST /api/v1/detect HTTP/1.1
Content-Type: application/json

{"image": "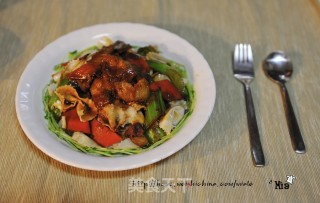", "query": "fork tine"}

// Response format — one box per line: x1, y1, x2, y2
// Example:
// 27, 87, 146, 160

239, 44, 244, 62
247, 44, 253, 62
233, 43, 254, 72
234, 44, 239, 62
234, 43, 253, 65
243, 44, 247, 63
